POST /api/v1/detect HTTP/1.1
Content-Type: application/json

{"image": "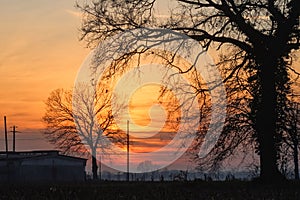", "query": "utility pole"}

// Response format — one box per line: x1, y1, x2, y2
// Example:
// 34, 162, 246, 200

4, 116, 8, 154
295, 102, 299, 180
127, 120, 130, 182
10, 125, 18, 152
